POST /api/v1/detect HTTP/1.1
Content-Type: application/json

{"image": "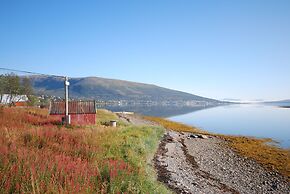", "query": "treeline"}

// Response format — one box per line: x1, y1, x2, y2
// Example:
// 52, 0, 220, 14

0, 73, 38, 106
